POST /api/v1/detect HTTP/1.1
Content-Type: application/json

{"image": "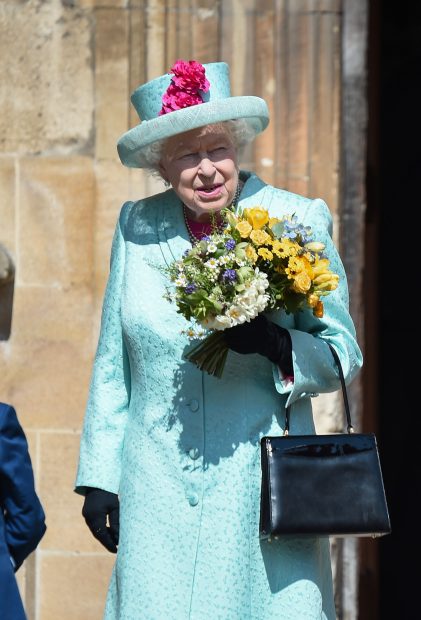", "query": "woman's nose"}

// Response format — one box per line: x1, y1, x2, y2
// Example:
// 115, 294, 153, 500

198, 154, 215, 176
